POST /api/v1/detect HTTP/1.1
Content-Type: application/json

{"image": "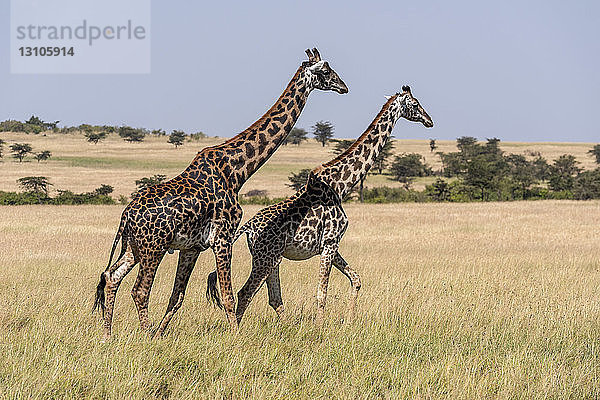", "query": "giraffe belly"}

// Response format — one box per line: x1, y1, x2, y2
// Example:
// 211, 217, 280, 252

282, 237, 320, 260
282, 245, 317, 261
169, 222, 214, 251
